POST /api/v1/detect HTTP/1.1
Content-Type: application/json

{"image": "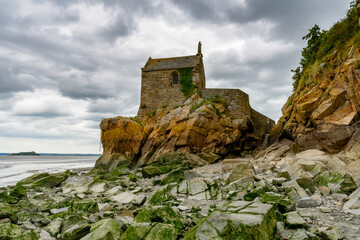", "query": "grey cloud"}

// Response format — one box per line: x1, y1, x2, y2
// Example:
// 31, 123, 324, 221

0, 65, 33, 94
14, 111, 69, 118
55, 10, 80, 23
170, 0, 220, 22
226, 0, 350, 40
59, 78, 116, 100
99, 14, 135, 42
170, 0, 351, 41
